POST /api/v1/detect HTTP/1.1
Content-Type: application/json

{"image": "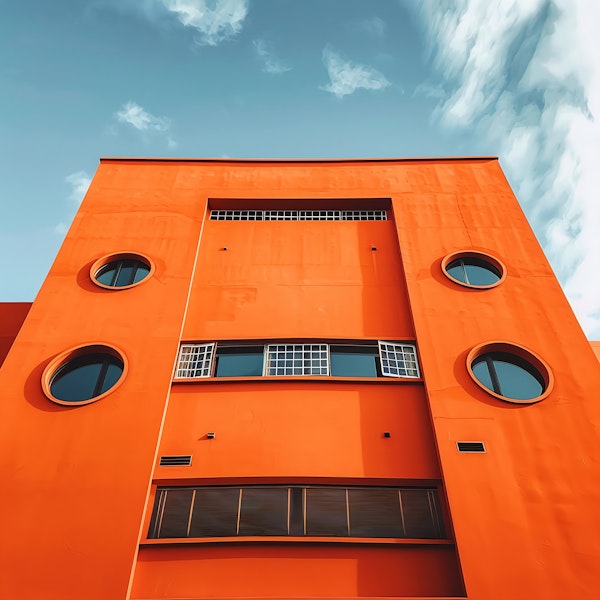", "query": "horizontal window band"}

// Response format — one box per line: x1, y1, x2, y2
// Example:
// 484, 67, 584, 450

172, 376, 424, 384
210, 209, 388, 221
